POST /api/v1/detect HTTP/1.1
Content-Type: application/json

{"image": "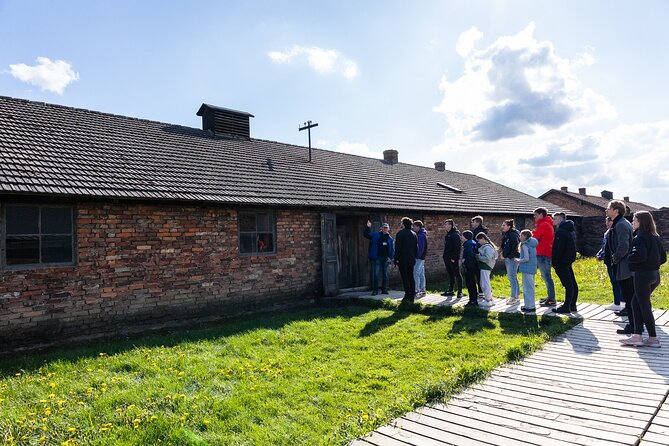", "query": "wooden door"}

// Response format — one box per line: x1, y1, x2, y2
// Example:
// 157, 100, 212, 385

321, 213, 339, 296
